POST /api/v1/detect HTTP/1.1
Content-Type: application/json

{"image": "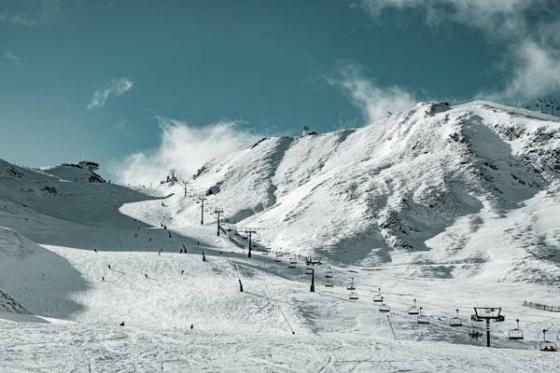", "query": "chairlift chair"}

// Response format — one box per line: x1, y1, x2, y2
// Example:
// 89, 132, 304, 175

324, 266, 333, 279
379, 303, 390, 313
507, 319, 524, 340
305, 264, 313, 275
469, 329, 483, 340
346, 277, 356, 291
417, 307, 430, 324
540, 329, 557, 352
349, 291, 359, 301
407, 298, 420, 315
288, 255, 297, 268
325, 278, 334, 287
449, 309, 463, 327
373, 288, 383, 303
